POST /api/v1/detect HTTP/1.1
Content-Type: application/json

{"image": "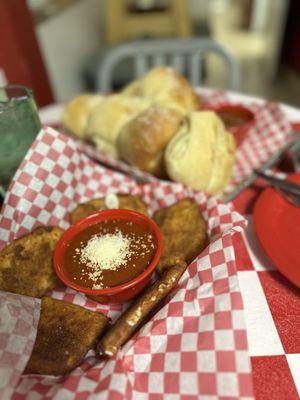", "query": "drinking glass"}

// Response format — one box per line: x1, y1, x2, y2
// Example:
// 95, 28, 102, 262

0, 85, 41, 198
